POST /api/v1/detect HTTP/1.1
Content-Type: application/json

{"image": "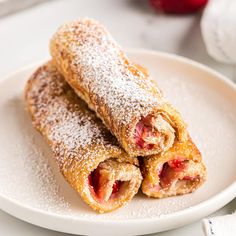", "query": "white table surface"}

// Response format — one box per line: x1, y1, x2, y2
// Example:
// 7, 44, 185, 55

0, 0, 235, 235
